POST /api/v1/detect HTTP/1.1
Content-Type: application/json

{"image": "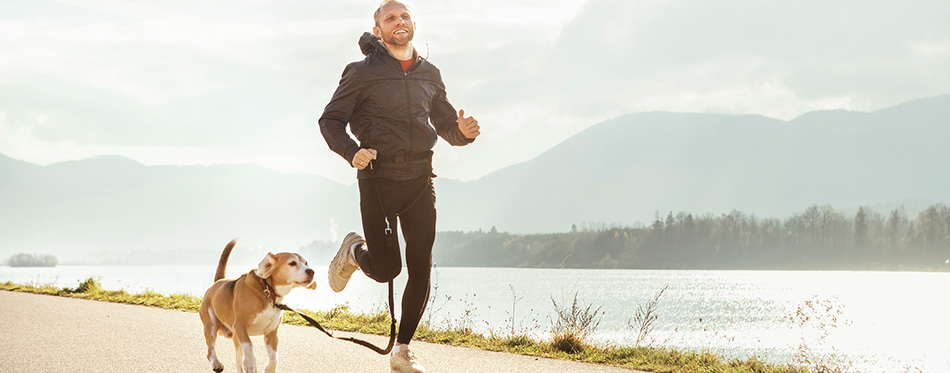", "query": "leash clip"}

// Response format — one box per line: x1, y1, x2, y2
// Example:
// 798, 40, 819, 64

384, 217, 393, 235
